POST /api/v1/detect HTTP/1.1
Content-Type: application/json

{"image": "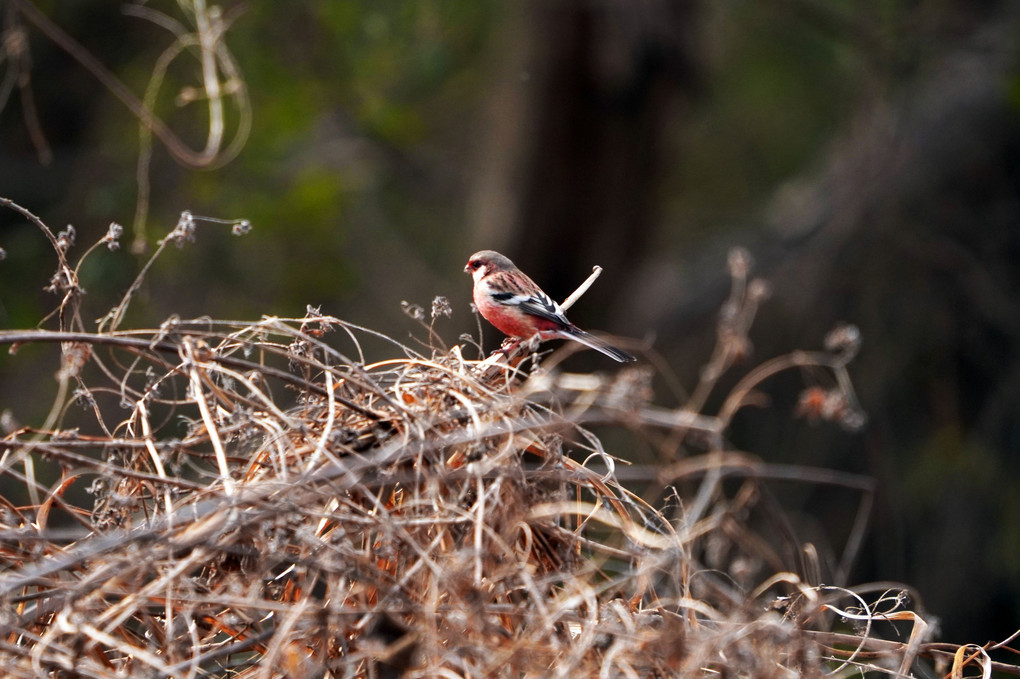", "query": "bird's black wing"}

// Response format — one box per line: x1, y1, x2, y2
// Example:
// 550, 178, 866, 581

491, 290, 570, 328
